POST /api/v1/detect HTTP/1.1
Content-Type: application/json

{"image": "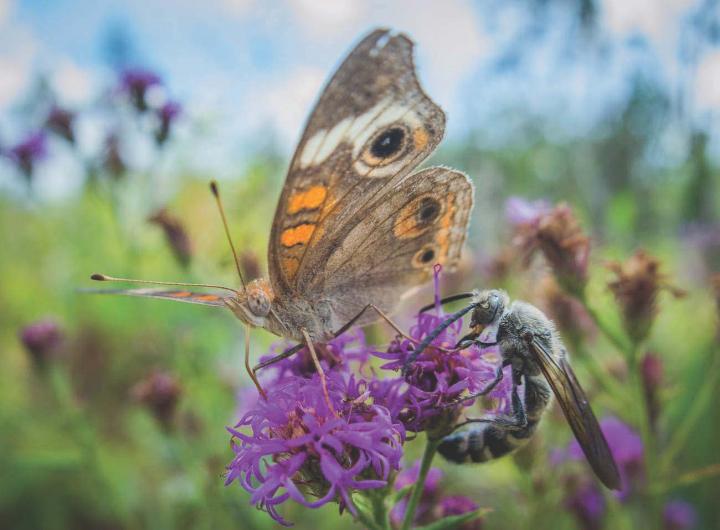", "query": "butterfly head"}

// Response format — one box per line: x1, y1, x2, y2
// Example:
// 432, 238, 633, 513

225, 278, 276, 327
469, 289, 508, 335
